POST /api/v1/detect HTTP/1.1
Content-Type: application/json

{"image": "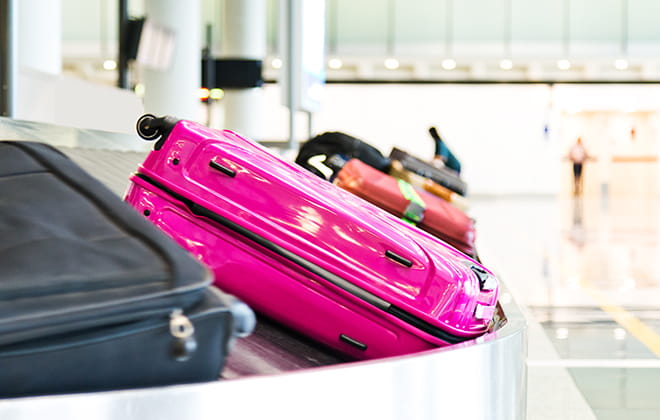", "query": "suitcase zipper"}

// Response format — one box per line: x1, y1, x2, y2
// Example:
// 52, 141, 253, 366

0, 272, 210, 348
0, 306, 174, 349
0, 308, 204, 359
169, 309, 197, 361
